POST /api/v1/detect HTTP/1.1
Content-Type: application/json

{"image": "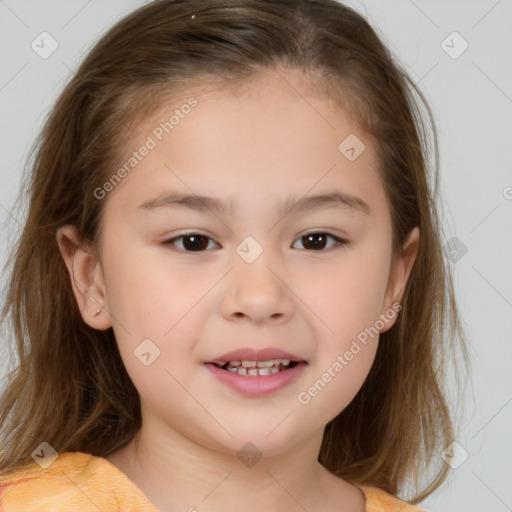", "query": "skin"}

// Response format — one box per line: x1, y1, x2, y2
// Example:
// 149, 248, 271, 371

57, 67, 419, 512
